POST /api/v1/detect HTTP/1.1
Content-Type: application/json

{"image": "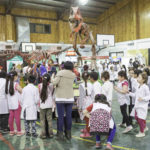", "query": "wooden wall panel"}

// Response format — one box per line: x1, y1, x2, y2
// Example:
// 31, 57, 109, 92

138, 0, 150, 39
0, 5, 5, 13
0, 15, 6, 41
29, 19, 58, 43
97, 0, 136, 42
11, 8, 57, 19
